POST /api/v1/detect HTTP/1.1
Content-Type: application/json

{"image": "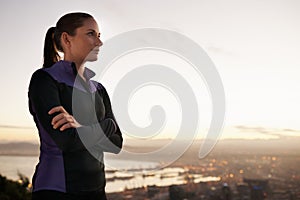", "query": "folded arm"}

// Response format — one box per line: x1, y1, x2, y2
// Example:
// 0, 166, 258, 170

28, 70, 122, 153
